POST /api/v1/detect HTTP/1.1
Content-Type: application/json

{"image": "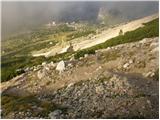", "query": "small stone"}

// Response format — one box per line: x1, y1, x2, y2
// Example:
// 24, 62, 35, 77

79, 57, 83, 60
106, 47, 111, 51
33, 68, 37, 71
96, 66, 102, 71
67, 83, 74, 88
49, 109, 62, 119
84, 54, 89, 58
49, 61, 56, 68
150, 72, 155, 77
42, 62, 47, 66
24, 67, 30, 72
114, 47, 118, 50
44, 66, 50, 71
123, 63, 129, 69
67, 63, 73, 68
49, 42, 53, 45
144, 71, 155, 78
129, 59, 133, 64
147, 100, 151, 104
70, 56, 75, 61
